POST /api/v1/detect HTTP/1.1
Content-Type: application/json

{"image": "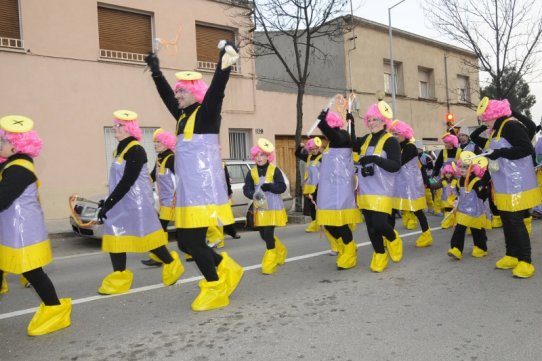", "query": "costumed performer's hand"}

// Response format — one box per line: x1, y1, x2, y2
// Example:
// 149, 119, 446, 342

97, 207, 108, 224
144, 52, 161, 75
317, 109, 329, 122
346, 112, 354, 122
260, 183, 272, 192
358, 155, 380, 166
218, 40, 239, 70
482, 149, 502, 160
